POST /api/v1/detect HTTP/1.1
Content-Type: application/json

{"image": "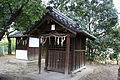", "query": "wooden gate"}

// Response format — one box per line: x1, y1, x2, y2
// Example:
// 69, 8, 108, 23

46, 37, 66, 73
47, 50, 65, 72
